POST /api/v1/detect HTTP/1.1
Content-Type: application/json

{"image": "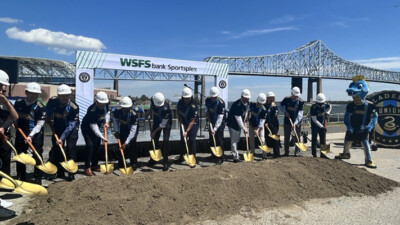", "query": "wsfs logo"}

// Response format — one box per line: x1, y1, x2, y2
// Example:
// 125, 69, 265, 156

120, 58, 151, 68
368, 90, 400, 147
